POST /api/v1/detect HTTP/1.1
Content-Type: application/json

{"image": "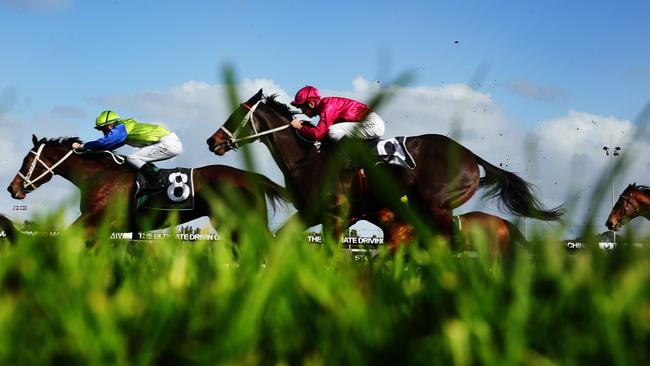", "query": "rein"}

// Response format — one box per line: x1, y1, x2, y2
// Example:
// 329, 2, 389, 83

18, 144, 125, 191
220, 101, 292, 149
